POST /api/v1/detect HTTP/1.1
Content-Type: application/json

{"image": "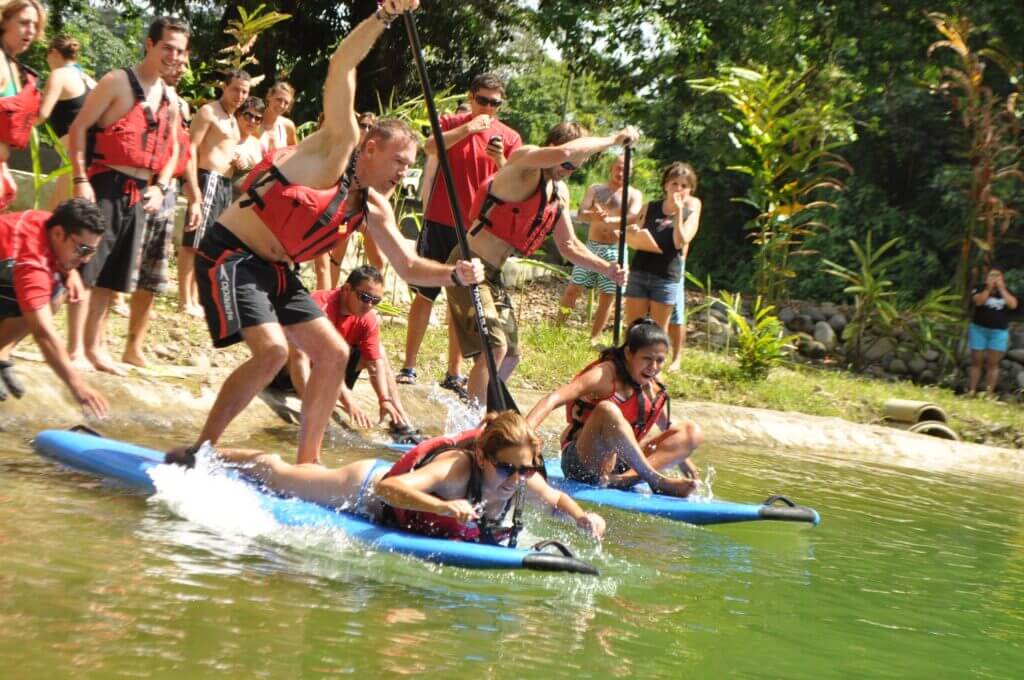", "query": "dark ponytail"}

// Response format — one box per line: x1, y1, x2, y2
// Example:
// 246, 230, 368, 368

598, 318, 670, 386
